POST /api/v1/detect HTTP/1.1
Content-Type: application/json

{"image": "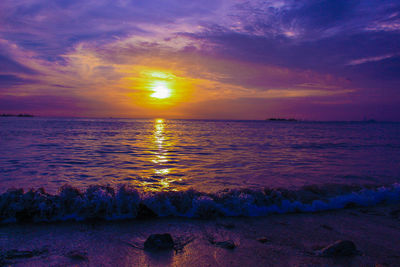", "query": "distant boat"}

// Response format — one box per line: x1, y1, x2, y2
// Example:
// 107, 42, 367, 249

266, 118, 297, 122
0, 114, 34, 117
